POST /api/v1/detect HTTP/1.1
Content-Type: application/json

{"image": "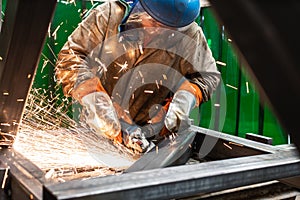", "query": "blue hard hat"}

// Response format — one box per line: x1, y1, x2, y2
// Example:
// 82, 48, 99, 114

139, 0, 201, 28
